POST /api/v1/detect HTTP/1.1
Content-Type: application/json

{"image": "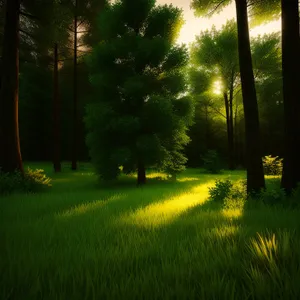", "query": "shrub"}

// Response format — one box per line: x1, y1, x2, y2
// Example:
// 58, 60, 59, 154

0, 167, 51, 195
202, 150, 222, 174
259, 187, 286, 206
262, 155, 283, 175
208, 179, 233, 202
223, 180, 247, 210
